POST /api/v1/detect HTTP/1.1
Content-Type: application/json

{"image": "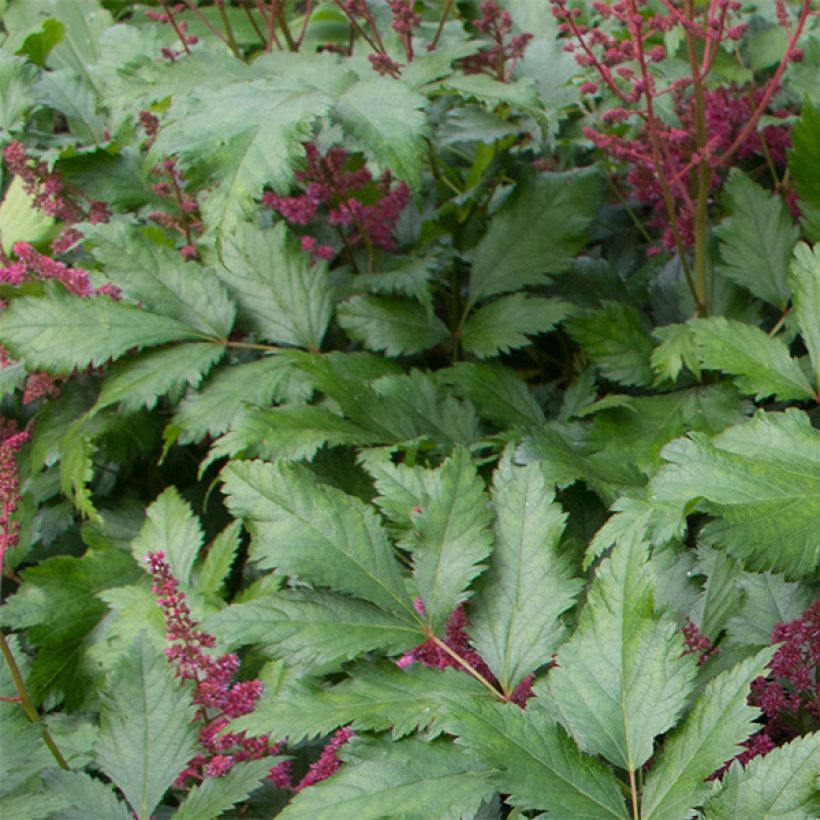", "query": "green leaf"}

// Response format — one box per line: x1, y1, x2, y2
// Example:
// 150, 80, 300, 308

195, 521, 242, 597
95, 343, 225, 414
84, 221, 236, 339
173, 354, 313, 444
445, 699, 630, 818
245, 664, 491, 744
439, 362, 545, 429
0, 51, 38, 133
0, 548, 140, 708
205, 589, 421, 676
0, 793, 67, 819
566, 302, 655, 387
548, 531, 697, 770
790, 102, 820, 213
650, 409, 820, 576
469, 170, 600, 305
218, 222, 332, 350
154, 78, 333, 236
174, 758, 275, 820
689, 547, 745, 640
332, 76, 428, 189
95, 634, 198, 820
0, 174, 56, 254
403, 448, 493, 632
35, 68, 106, 143
0, 293, 204, 375
788, 242, 820, 391
40, 770, 131, 820
470, 459, 581, 692
704, 732, 820, 819
641, 647, 776, 820
727, 571, 814, 647
221, 460, 416, 620
130, 487, 204, 585
336, 295, 448, 356
279, 737, 495, 820
651, 323, 701, 383
461, 294, 572, 358
210, 405, 376, 463
714, 170, 797, 308
687, 316, 813, 401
